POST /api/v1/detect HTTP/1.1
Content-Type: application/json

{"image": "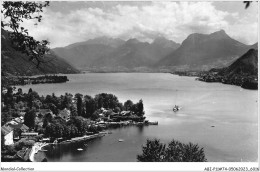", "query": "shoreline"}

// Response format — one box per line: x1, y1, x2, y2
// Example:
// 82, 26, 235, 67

60, 133, 105, 144
29, 142, 49, 162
